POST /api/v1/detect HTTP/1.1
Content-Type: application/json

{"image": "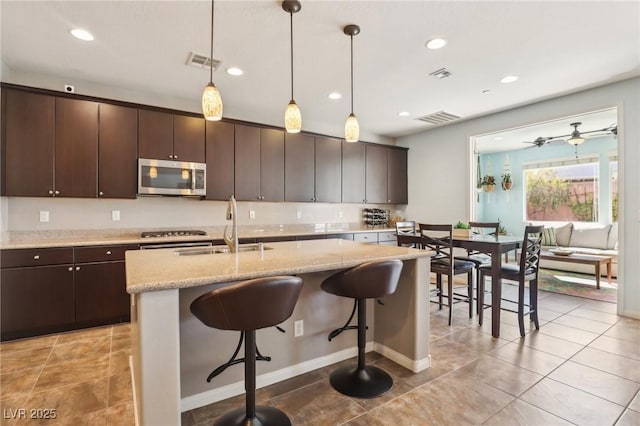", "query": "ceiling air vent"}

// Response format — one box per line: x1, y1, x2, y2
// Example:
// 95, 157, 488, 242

429, 67, 452, 79
186, 52, 222, 71
415, 110, 461, 125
